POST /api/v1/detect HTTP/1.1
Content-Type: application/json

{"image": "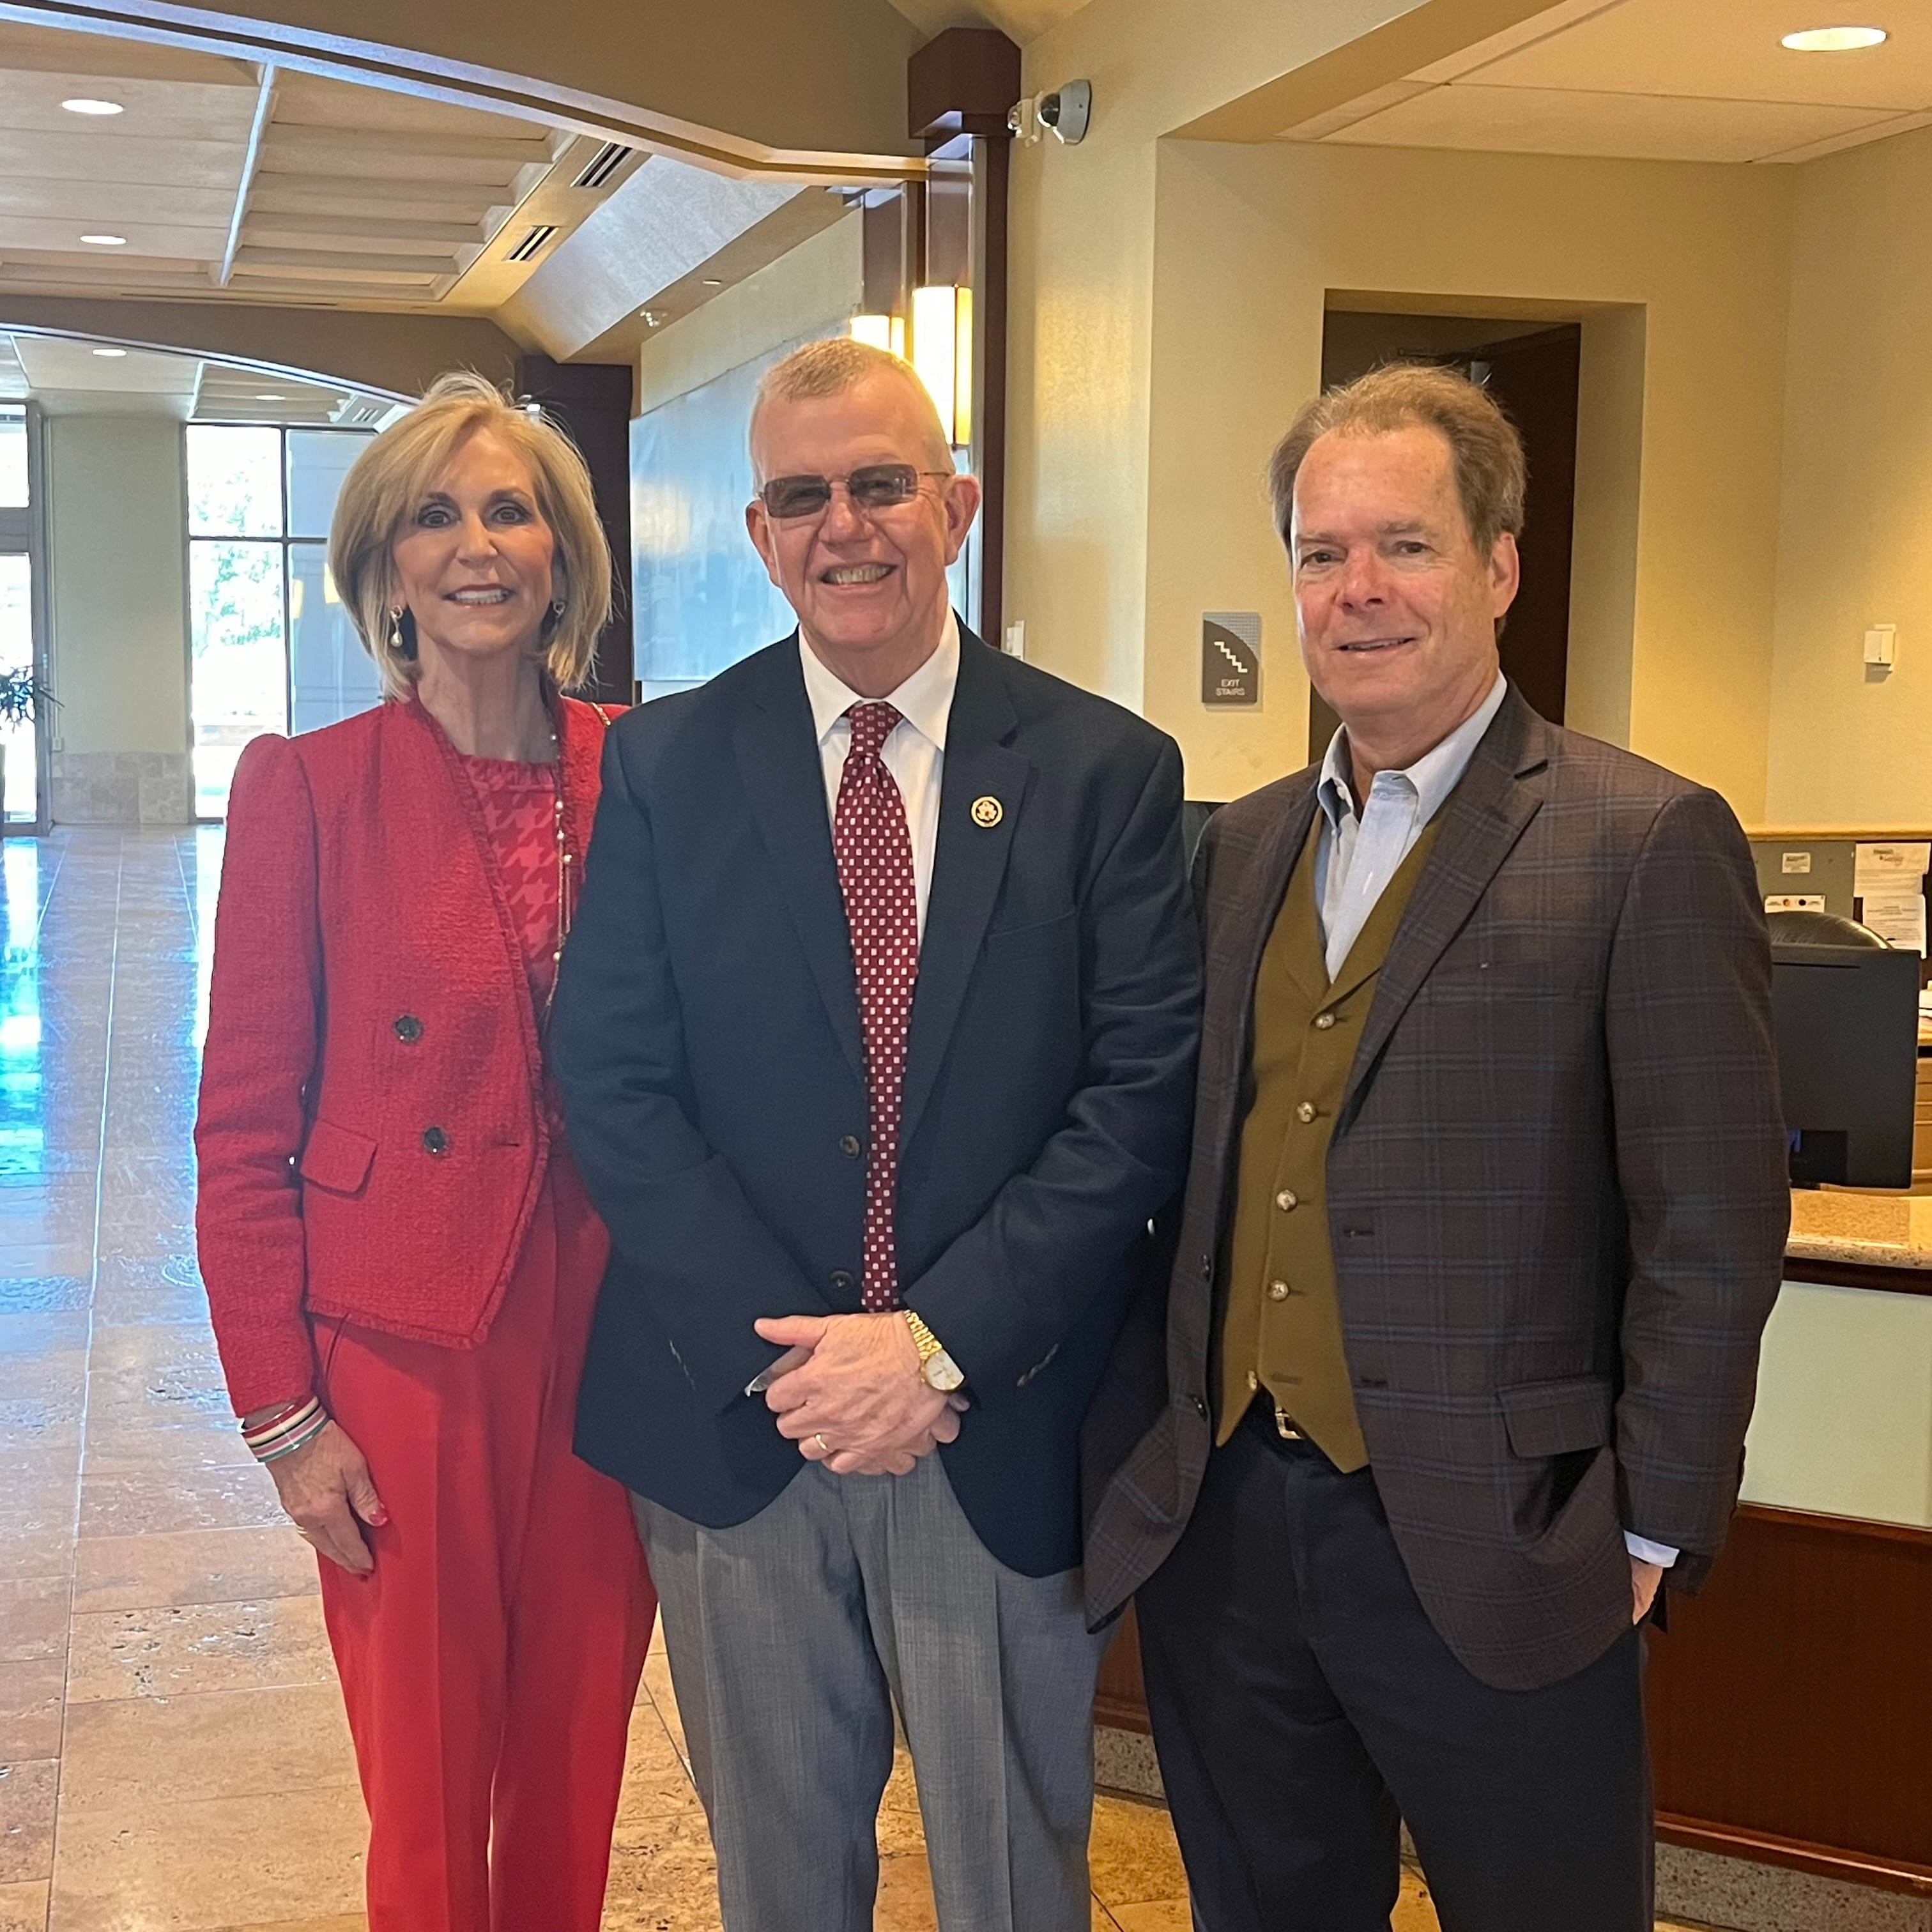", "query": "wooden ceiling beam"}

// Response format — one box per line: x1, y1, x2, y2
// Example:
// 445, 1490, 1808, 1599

259, 125, 555, 166
245, 214, 478, 246
218, 62, 277, 286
